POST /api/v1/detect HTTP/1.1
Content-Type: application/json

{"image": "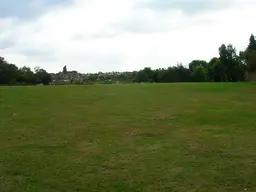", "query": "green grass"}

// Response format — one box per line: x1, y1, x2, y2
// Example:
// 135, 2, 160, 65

1, 83, 256, 191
